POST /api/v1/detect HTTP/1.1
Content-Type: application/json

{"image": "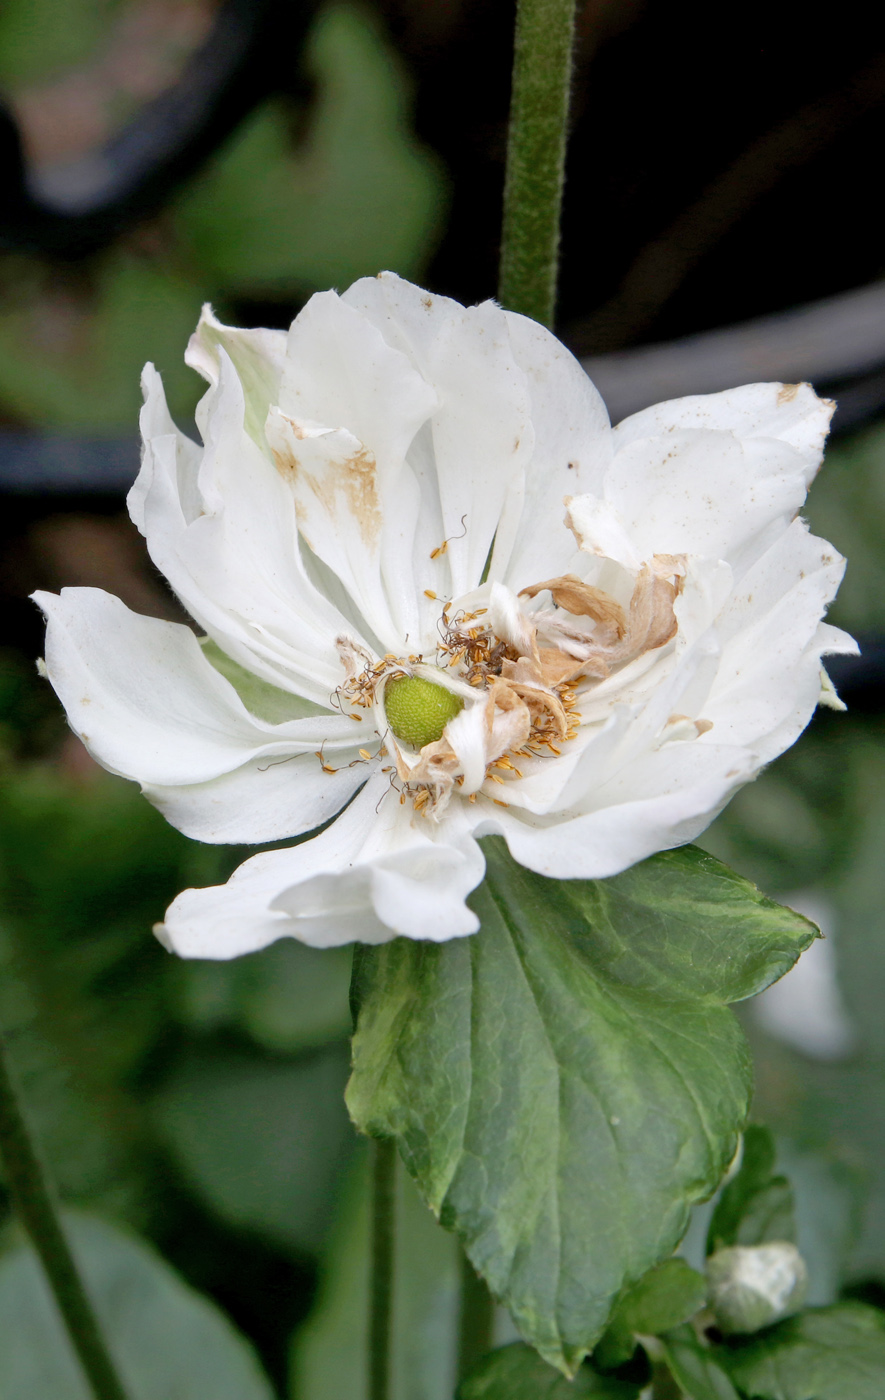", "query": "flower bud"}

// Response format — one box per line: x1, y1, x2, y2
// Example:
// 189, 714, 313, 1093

706, 1243, 808, 1335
